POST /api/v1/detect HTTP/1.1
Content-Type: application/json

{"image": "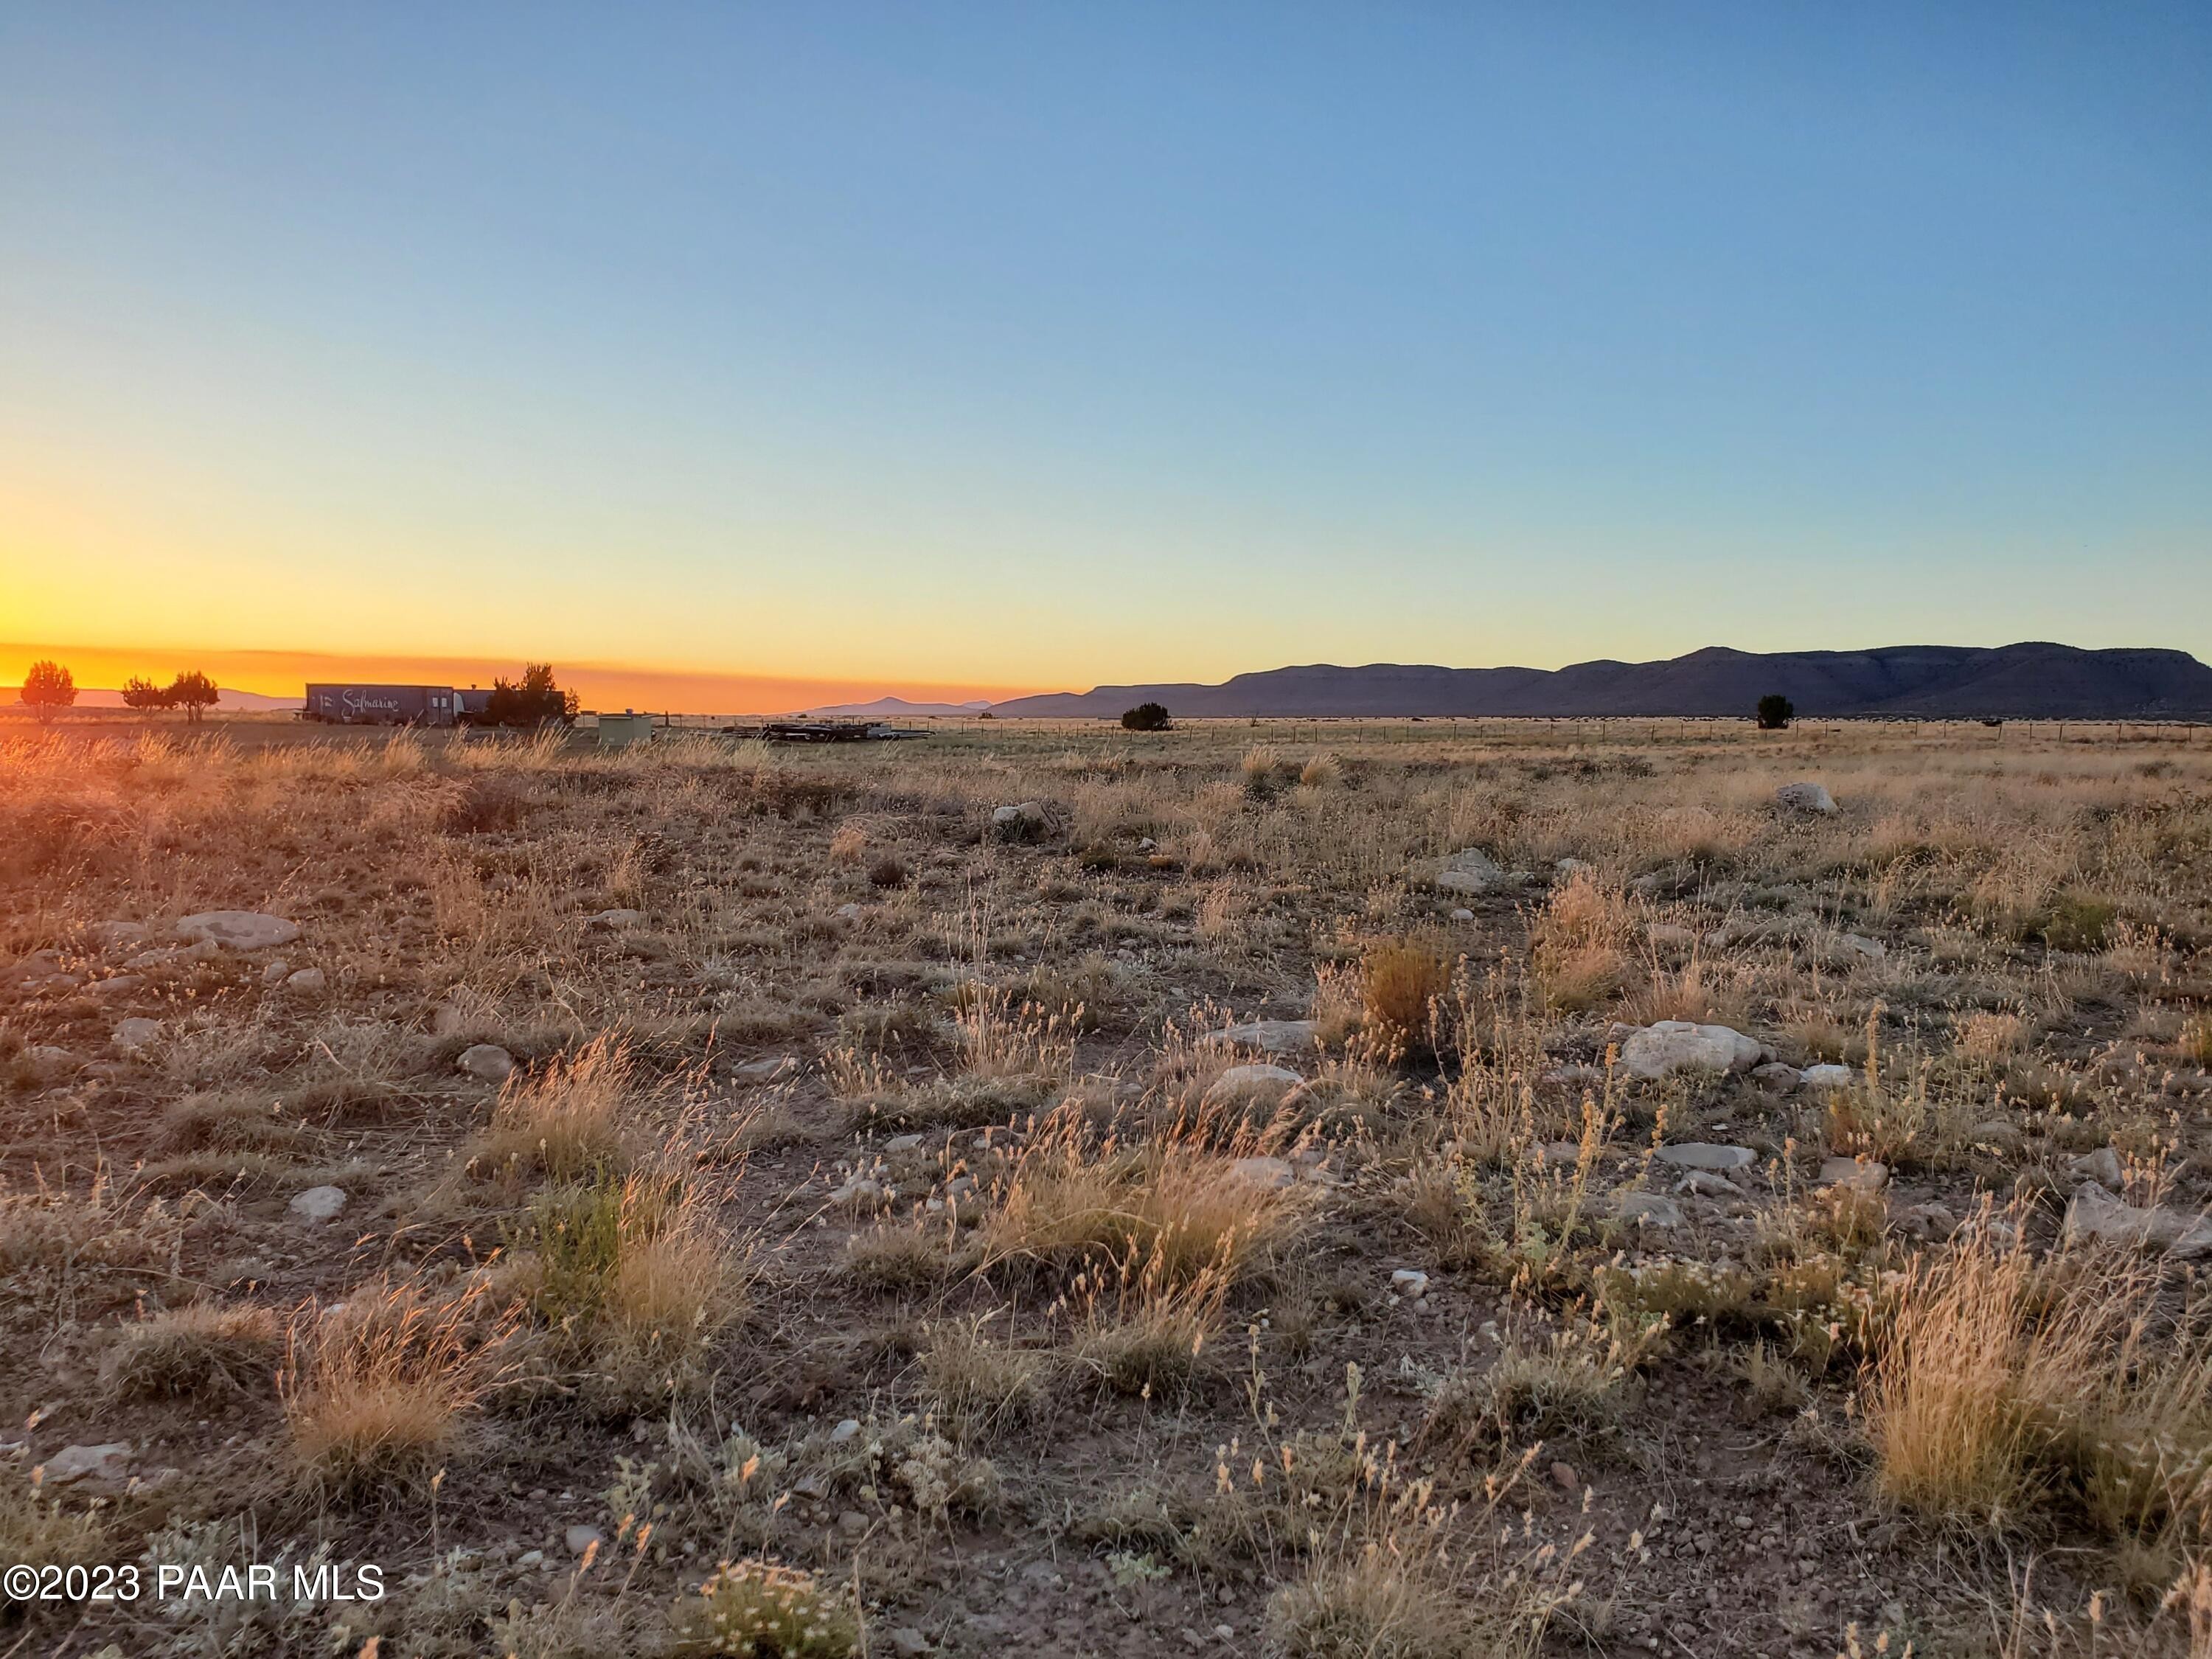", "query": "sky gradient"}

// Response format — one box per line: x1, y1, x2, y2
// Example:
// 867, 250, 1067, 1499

4, 4, 2208, 706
